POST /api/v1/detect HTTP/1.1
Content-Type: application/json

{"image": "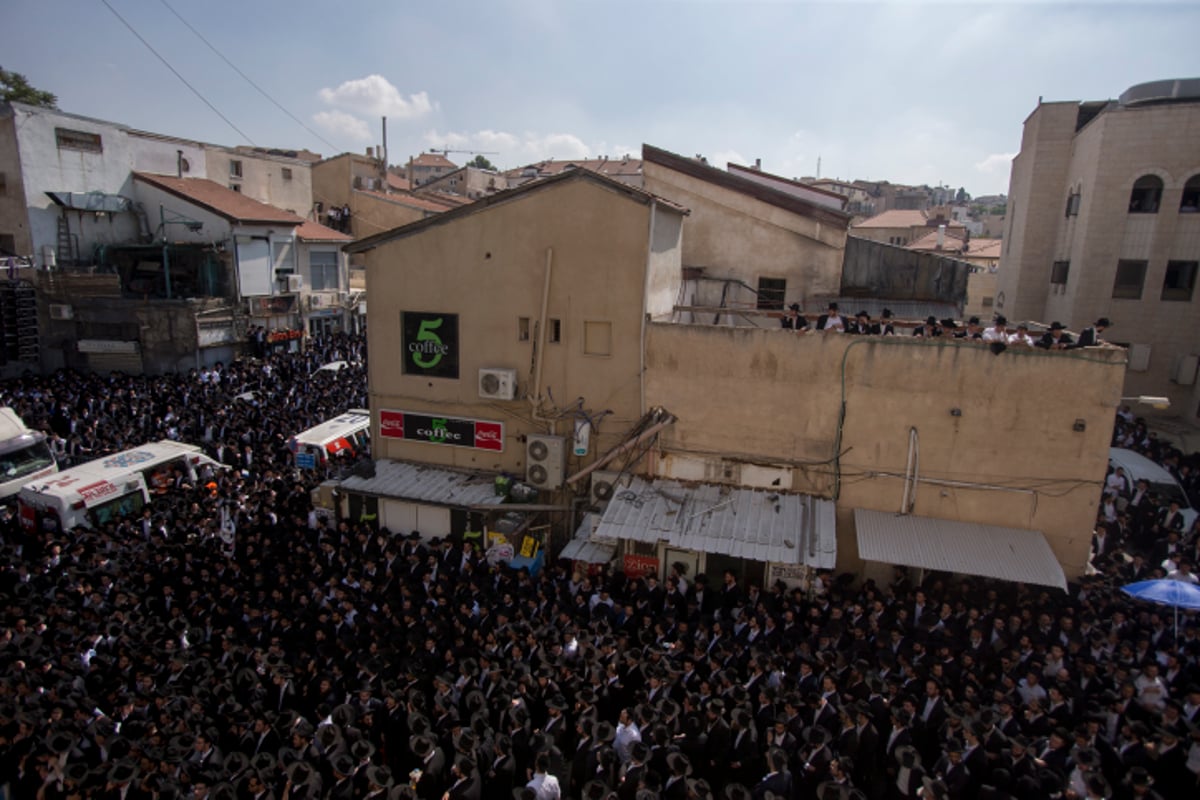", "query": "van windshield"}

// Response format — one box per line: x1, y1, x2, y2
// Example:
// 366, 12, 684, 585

0, 440, 55, 481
